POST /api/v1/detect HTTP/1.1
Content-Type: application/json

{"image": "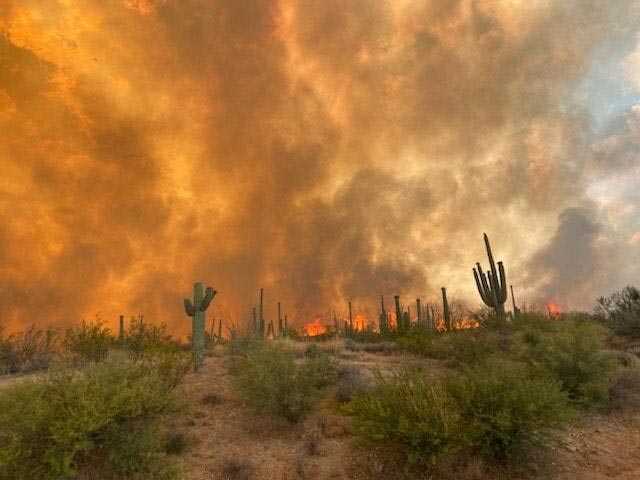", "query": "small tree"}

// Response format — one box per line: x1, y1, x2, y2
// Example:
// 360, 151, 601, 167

596, 286, 640, 338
